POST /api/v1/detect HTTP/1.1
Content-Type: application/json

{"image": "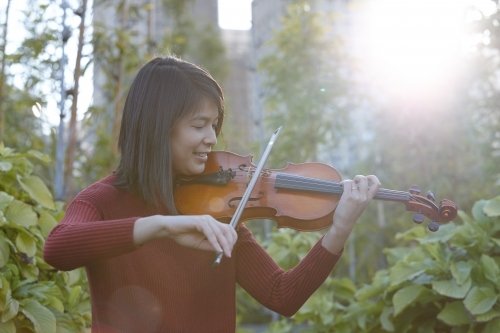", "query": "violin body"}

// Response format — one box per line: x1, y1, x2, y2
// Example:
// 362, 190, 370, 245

174, 151, 342, 231
174, 151, 458, 232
